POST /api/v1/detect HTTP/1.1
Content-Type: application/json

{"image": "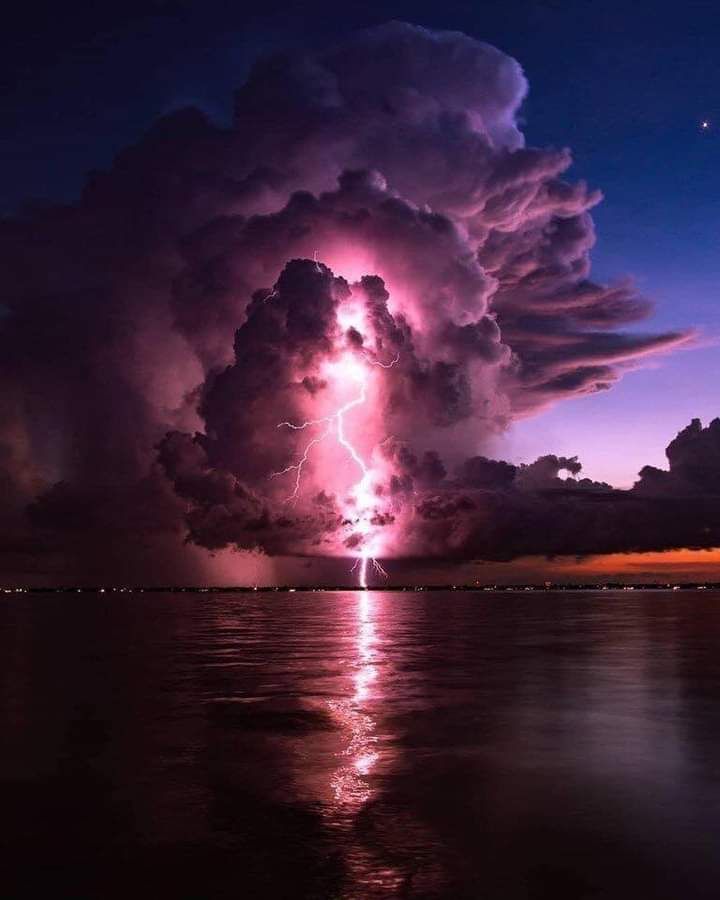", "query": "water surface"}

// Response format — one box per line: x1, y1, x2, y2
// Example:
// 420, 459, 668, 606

2, 590, 720, 898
